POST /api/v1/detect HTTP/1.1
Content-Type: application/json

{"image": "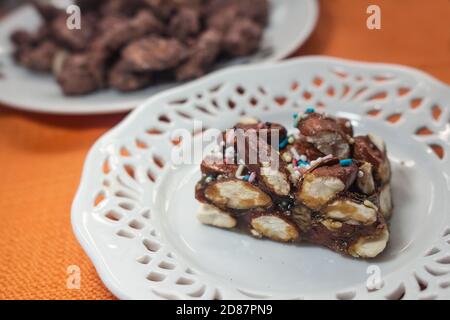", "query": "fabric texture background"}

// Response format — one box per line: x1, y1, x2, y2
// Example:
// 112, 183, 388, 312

0, 0, 449, 299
